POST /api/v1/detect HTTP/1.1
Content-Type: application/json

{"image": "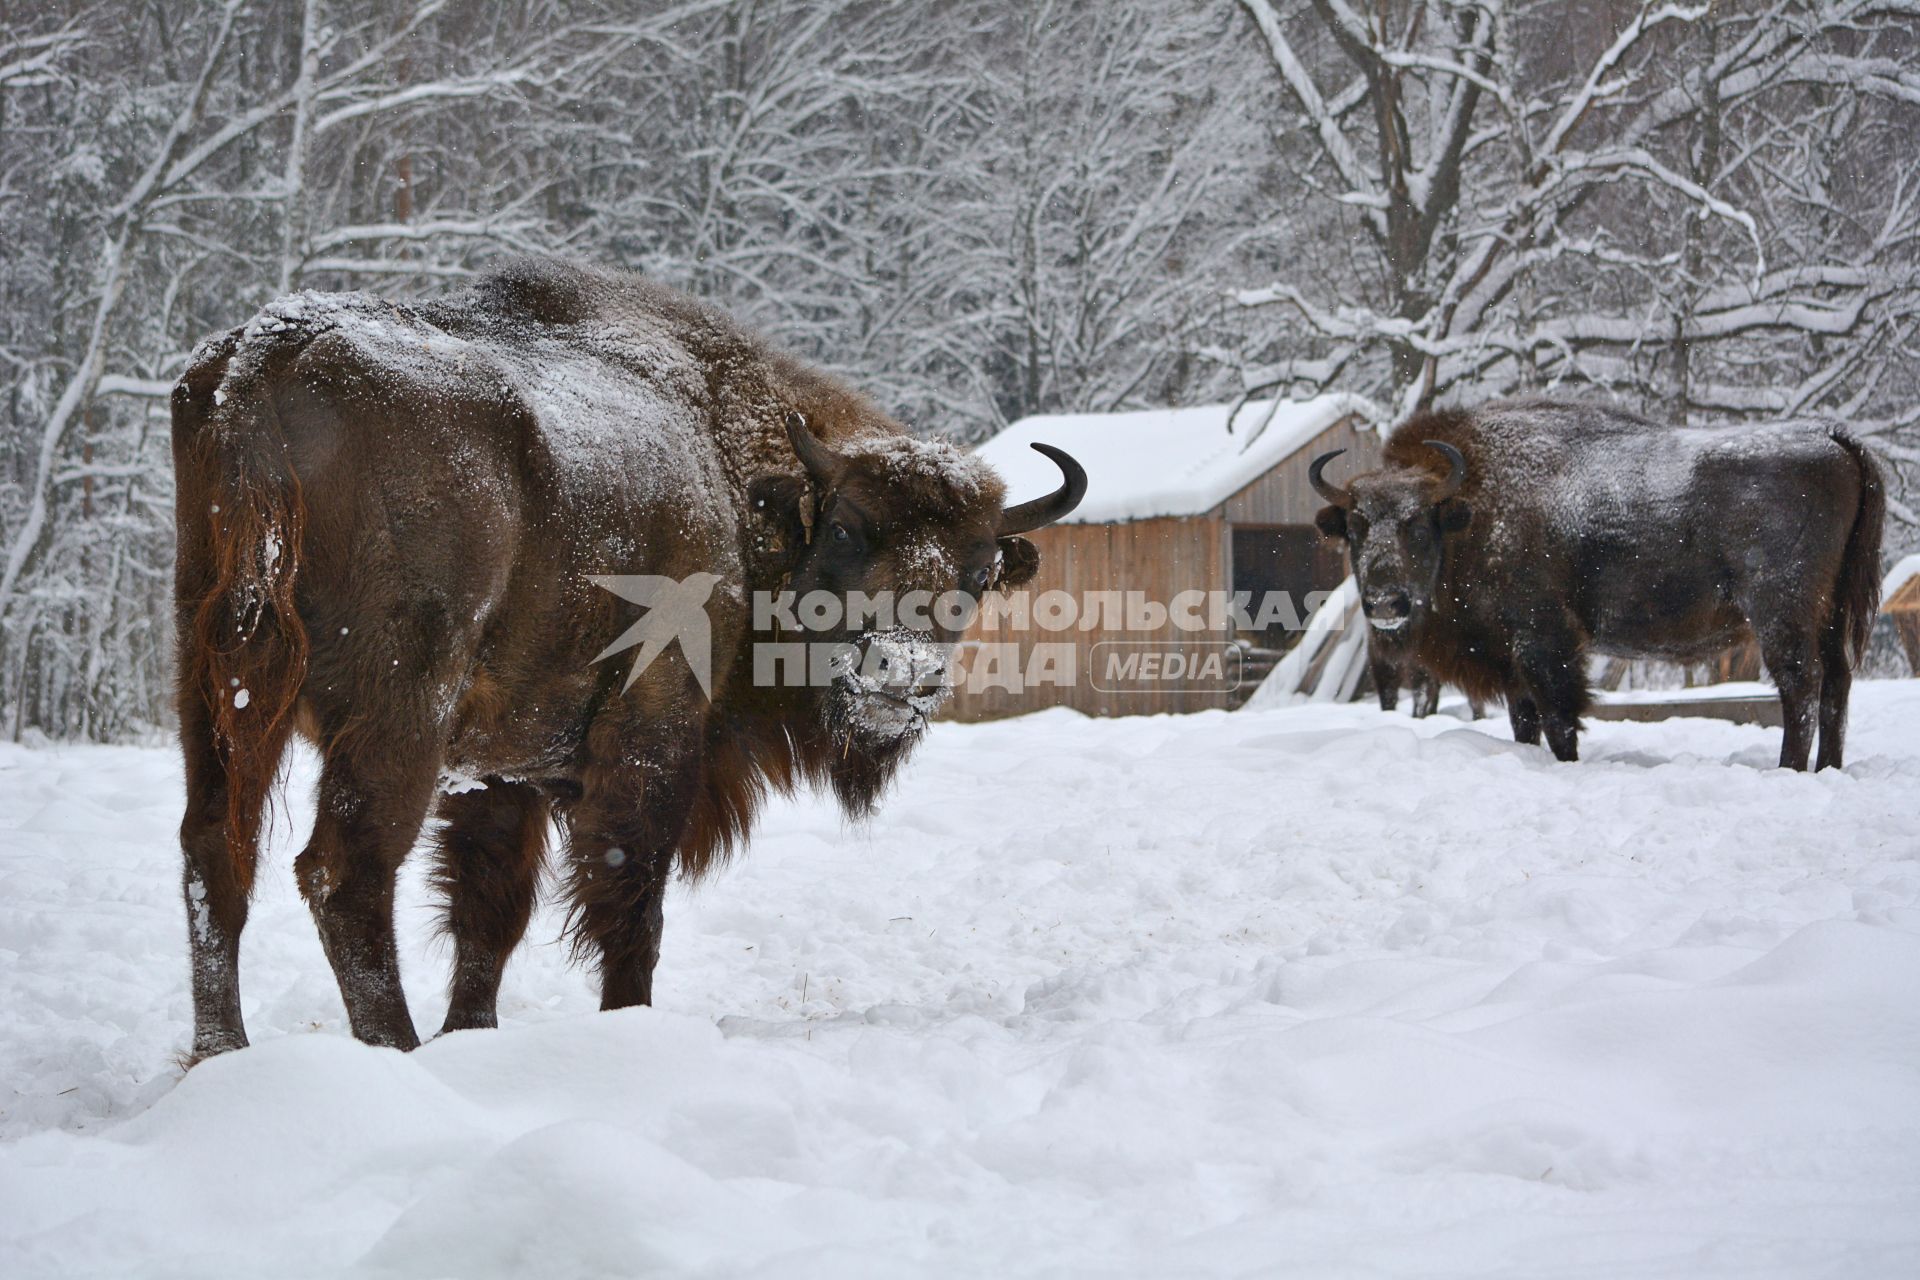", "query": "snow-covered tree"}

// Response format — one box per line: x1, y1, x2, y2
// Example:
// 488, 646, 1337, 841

1231, 0, 1920, 499
0, 0, 701, 737
2, 0, 1912, 740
